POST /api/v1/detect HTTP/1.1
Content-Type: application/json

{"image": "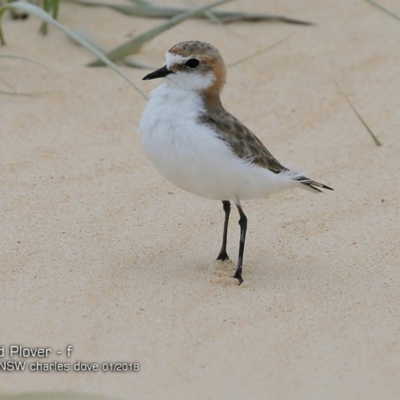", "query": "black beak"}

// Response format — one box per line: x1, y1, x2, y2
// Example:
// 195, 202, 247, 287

142, 65, 173, 80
